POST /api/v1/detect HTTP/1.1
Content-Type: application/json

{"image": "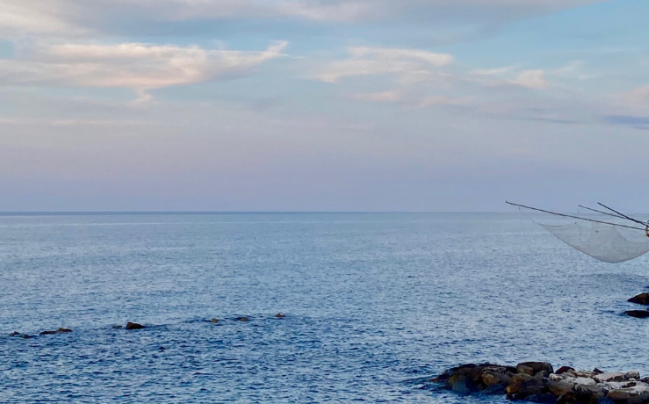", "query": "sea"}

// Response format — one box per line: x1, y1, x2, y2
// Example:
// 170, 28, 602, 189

1, 213, 649, 403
